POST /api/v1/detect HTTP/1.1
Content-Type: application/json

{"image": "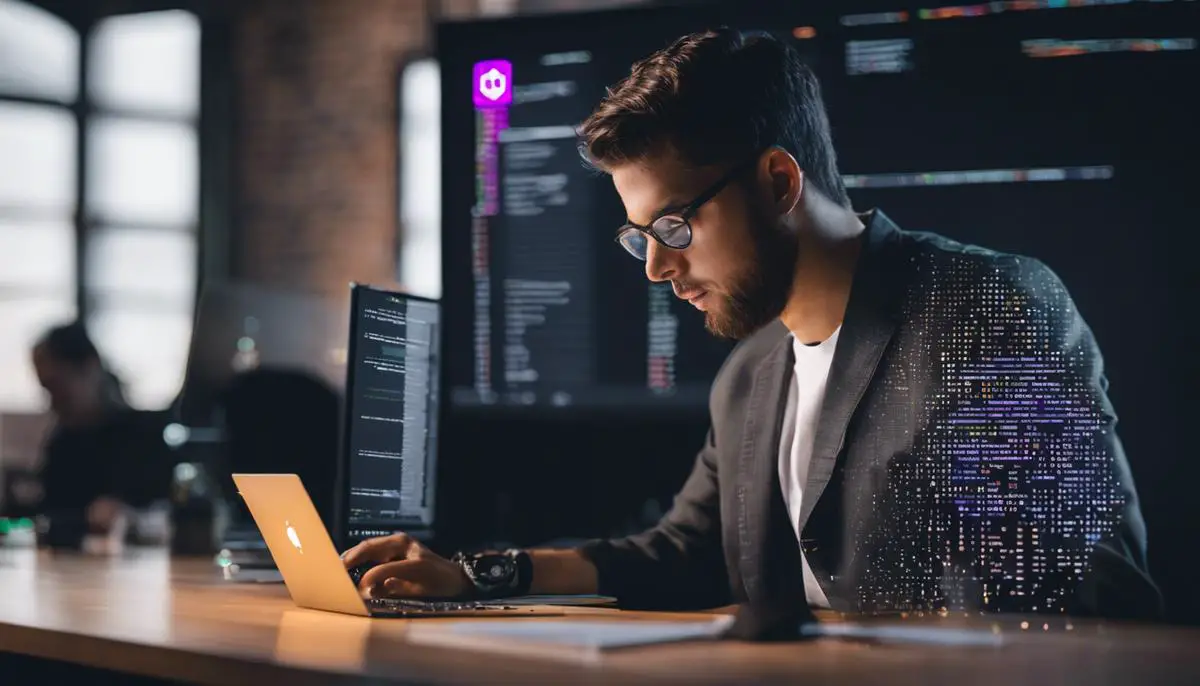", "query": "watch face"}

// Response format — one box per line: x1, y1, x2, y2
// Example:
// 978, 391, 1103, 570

474, 555, 515, 587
